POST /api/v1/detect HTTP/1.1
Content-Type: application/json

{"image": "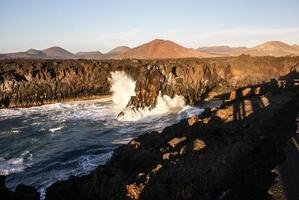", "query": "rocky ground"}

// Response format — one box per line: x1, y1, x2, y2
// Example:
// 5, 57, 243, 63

1, 67, 298, 200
